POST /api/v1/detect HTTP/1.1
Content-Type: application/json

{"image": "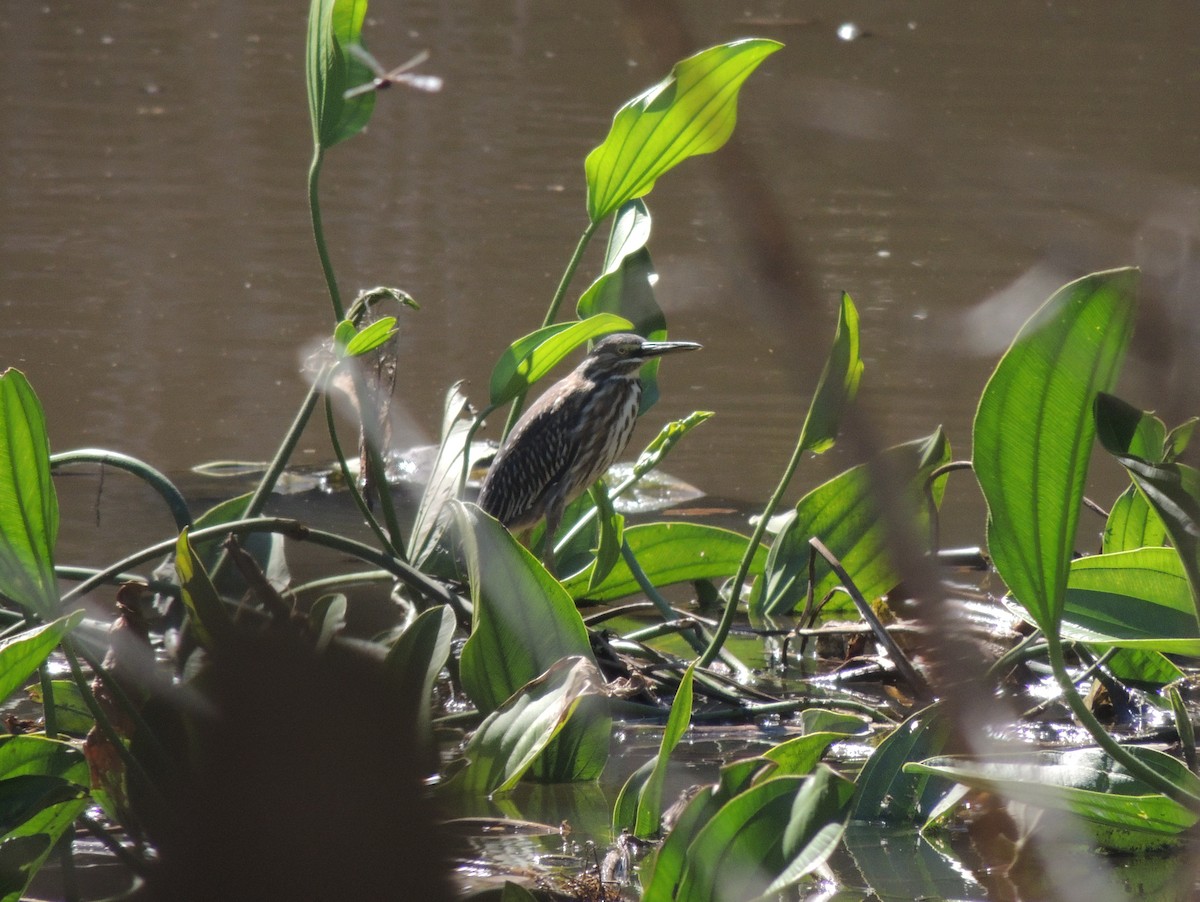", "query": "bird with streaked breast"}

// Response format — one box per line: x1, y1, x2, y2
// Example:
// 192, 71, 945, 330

478, 332, 702, 574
